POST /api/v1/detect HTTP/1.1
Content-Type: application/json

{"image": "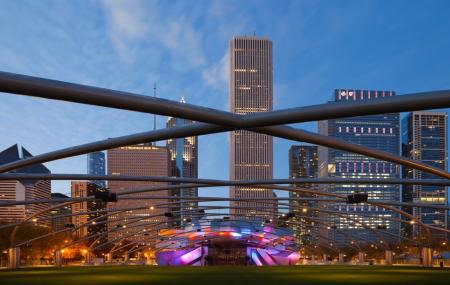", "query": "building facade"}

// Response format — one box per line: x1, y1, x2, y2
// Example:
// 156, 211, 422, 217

0, 145, 51, 224
0, 180, 26, 222
229, 36, 274, 220
289, 145, 318, 245
71, 181, 107, 242
402, 111, 448, 242
167, 100, 198, 227
87, 151, 106, 188
50, 193, 72, 232
107, 145, 169, 242
318, 89, 401, 245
